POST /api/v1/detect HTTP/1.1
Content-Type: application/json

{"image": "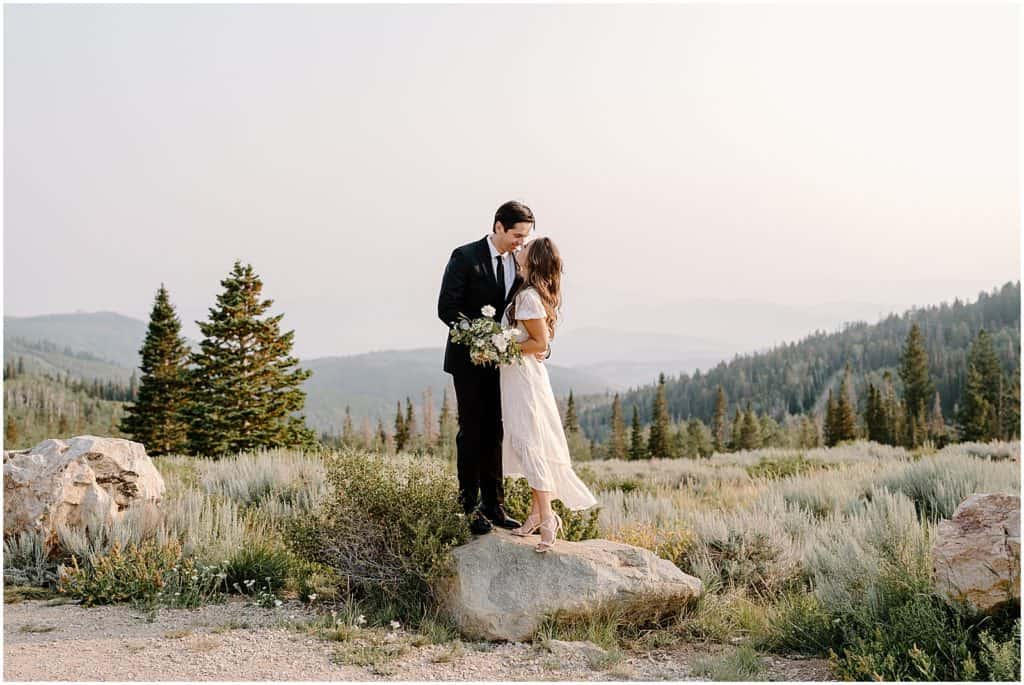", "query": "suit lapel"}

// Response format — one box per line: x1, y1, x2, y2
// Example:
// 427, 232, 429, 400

477, 237, 505, 309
